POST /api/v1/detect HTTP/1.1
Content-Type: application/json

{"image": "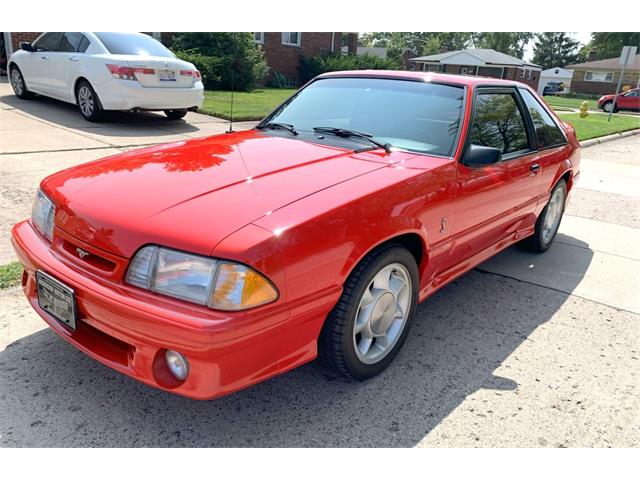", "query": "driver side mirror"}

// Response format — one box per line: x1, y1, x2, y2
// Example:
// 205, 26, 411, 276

462, 144, 502, 167
20, 42, 34, 52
